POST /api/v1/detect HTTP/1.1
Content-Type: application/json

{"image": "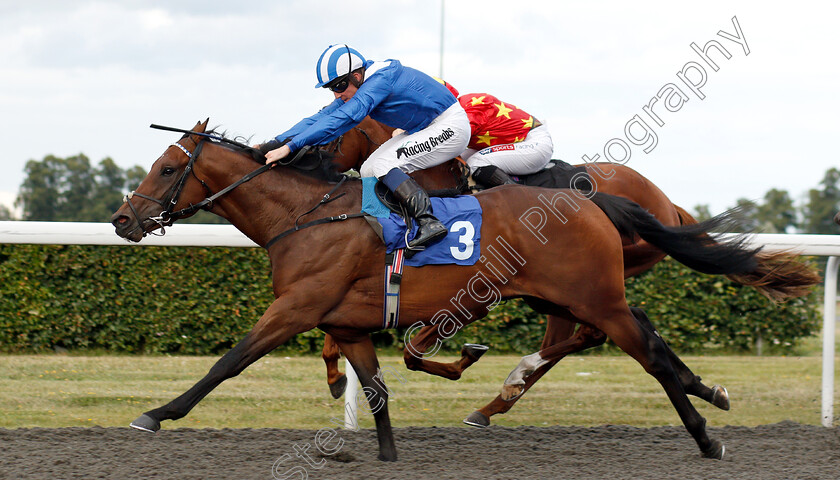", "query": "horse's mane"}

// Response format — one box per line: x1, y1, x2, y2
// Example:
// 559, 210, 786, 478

198, 129, 351, 183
